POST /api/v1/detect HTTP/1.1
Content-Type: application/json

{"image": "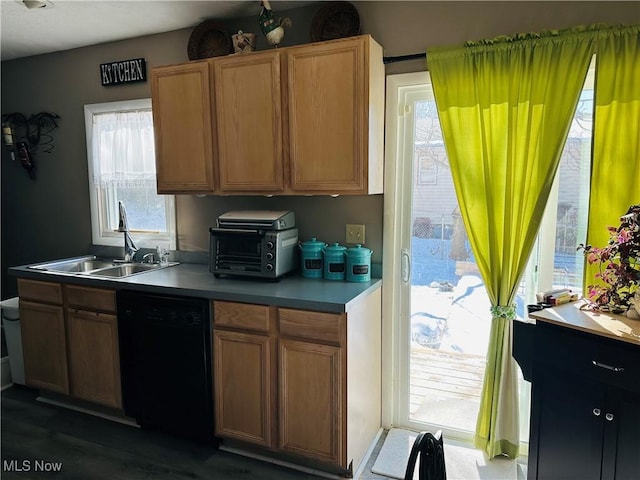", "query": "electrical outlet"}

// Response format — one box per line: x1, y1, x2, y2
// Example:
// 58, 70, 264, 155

346, 224, 365, 244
